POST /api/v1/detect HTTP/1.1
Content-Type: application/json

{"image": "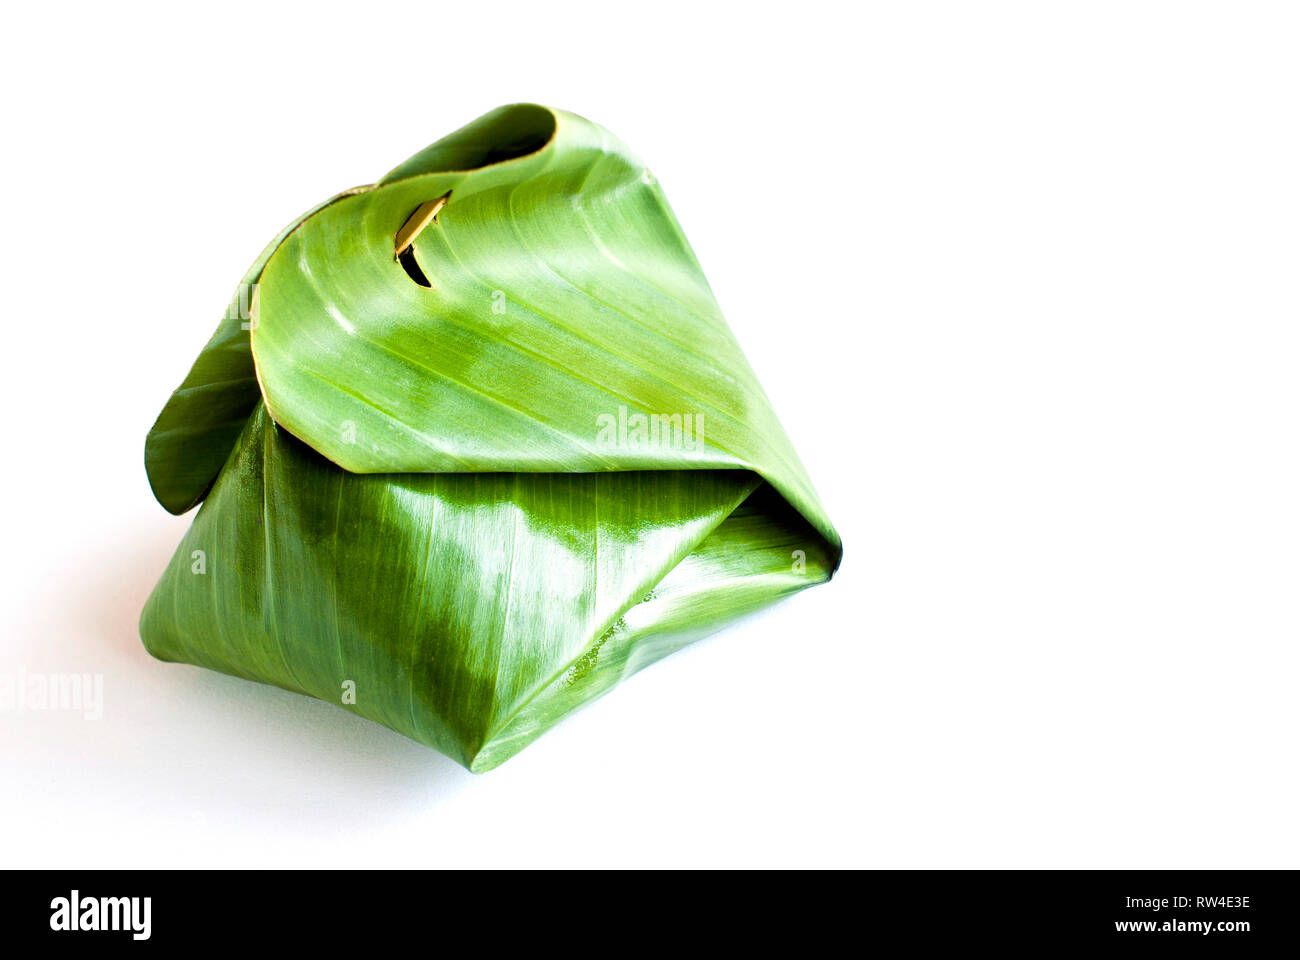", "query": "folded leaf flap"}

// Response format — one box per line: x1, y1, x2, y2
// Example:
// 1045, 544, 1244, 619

250, 105, 842, 562
142, 105, 555, 516
144, 105, 561, 516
